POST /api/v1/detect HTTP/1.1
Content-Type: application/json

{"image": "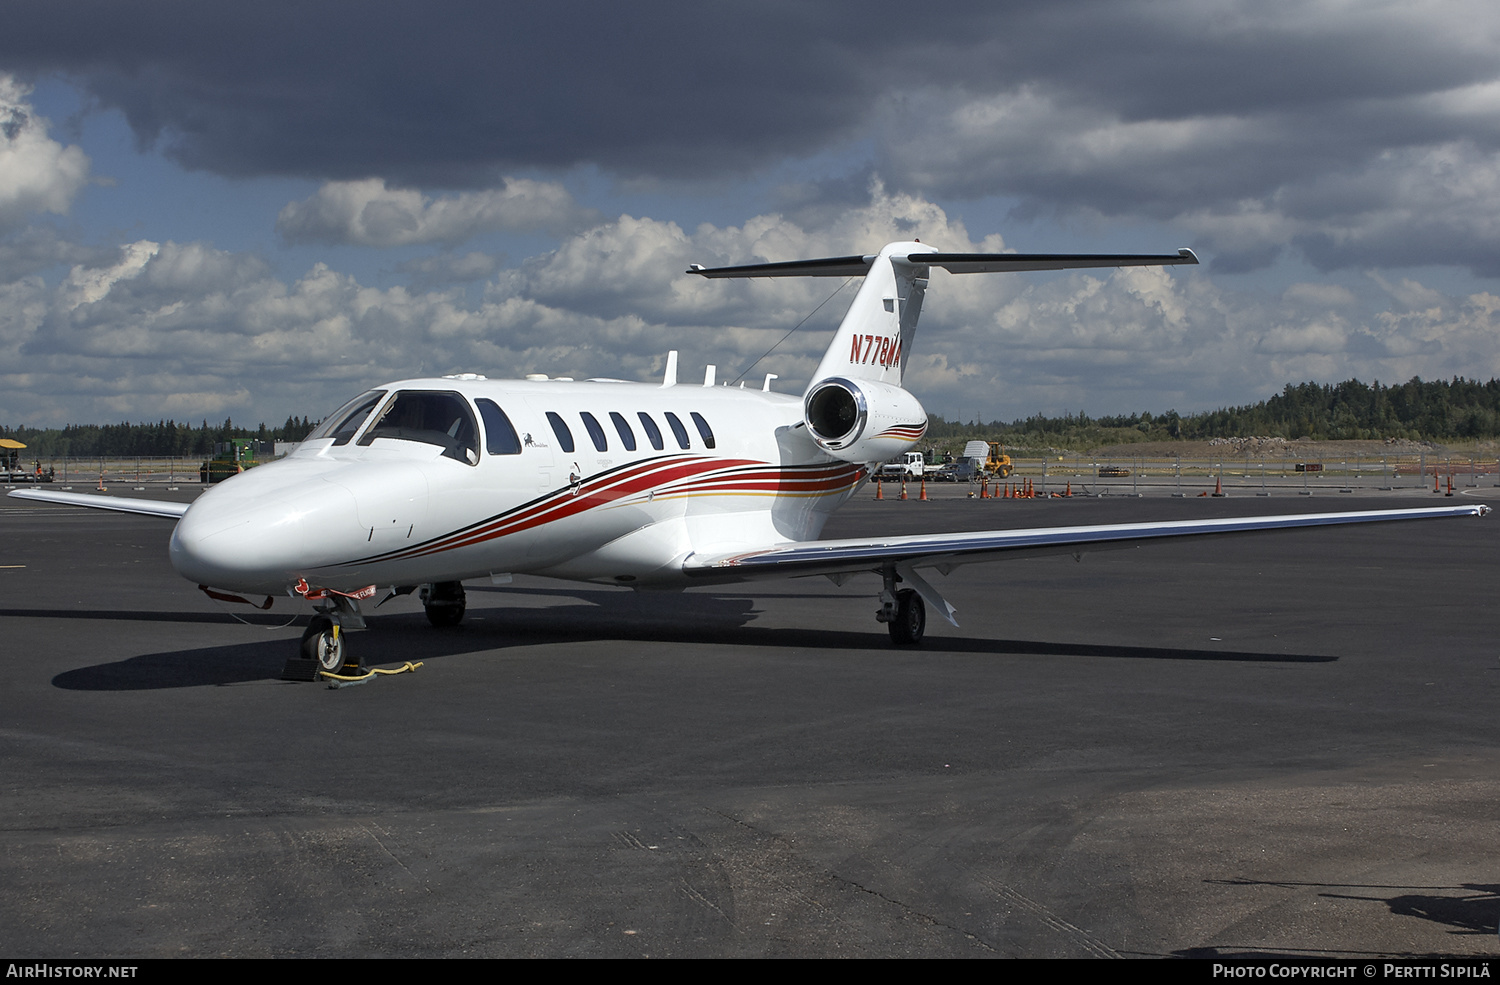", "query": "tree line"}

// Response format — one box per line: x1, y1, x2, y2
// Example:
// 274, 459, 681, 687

5, 376, 1499, 457
0, 417, 317, 458
927, 377, 1500, 445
